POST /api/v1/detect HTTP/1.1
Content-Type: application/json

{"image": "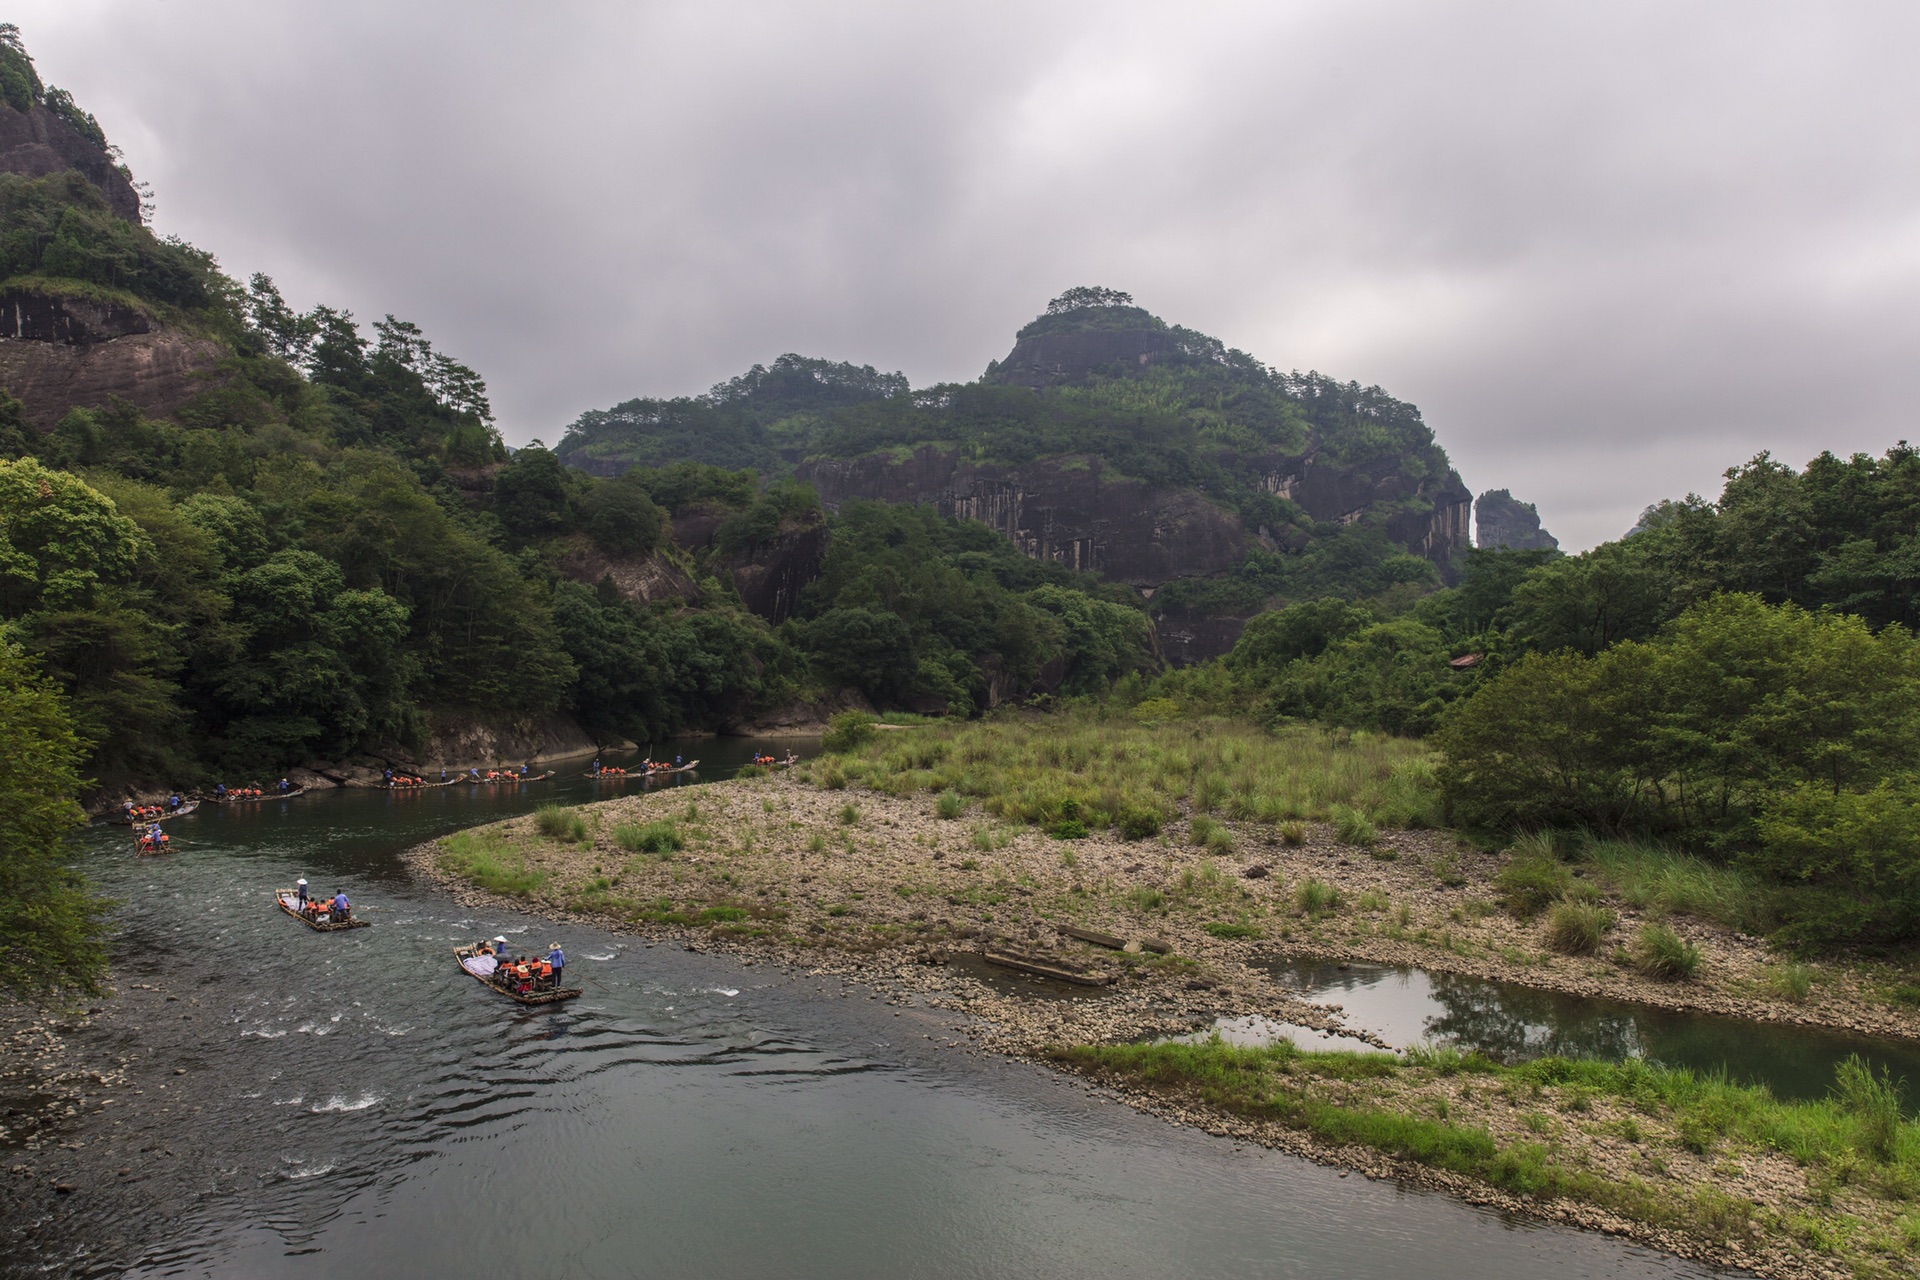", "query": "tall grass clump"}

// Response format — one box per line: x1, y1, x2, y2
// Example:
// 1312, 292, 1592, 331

438, 830, 547, 897
1546, 901, 1616, 955
936, 790, 964, 819
614, 820, 683, 855
1296, 878, 1341, 917
1496, 844, 1573, 918
1832, 1055, 1906, 1162
1768, 962, 1814, 1002
1634, 922, 1702, 981
811, 709, 1441, 835
534, 804, 588, 843
1333, 805, 1377, 847
1581, 838, 1769, 933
